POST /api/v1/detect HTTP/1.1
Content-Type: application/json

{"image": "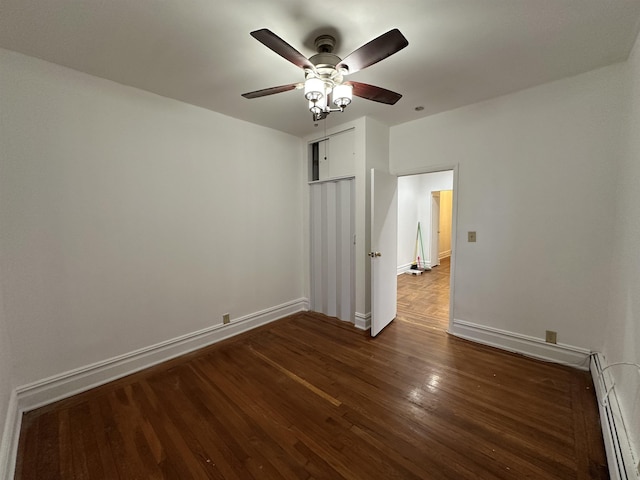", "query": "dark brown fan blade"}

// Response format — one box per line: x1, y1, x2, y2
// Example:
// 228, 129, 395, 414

349, 81, 402, 105
250, 29, 315, 70
337, 29, 408, 75
241, 83, 298, 99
